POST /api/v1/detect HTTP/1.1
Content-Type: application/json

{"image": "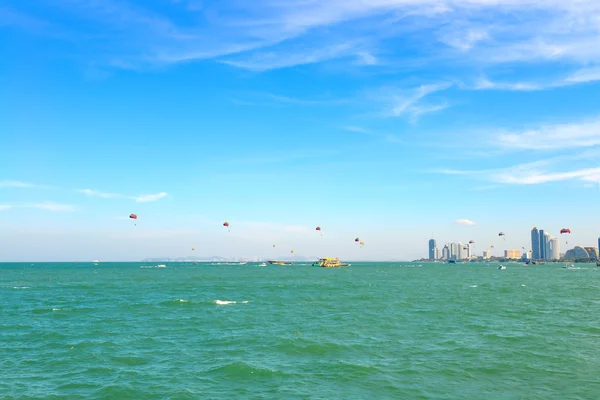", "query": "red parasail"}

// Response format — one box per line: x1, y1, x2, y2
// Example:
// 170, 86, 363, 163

223, 222, 229, 227
355, 238, 360, 242
316, 226, 321, 231
129, 214, 137, 219
560, 229, 571, 234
